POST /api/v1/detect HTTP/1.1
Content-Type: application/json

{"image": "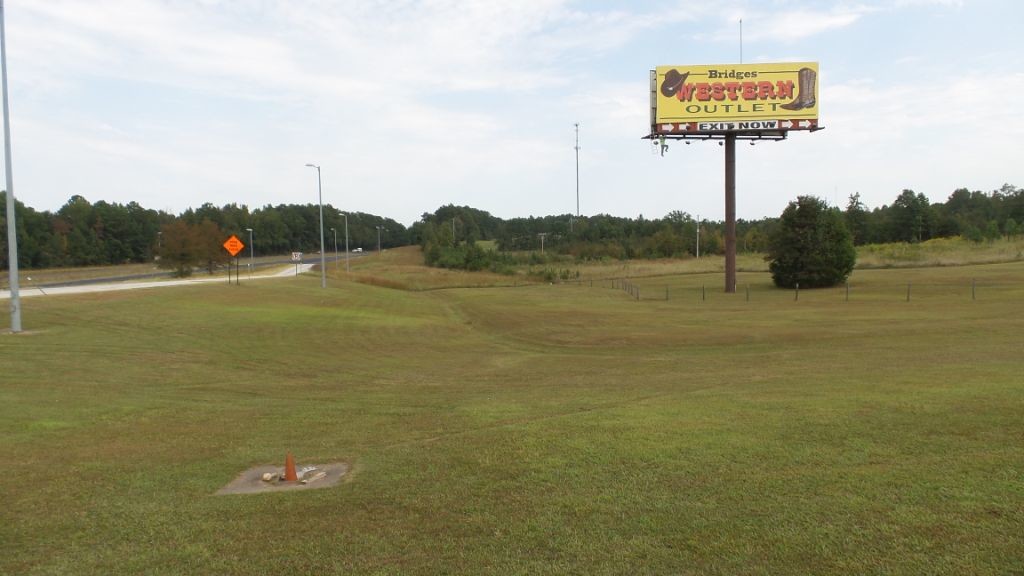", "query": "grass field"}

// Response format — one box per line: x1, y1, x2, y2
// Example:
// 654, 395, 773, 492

2, 251, 1022, 574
